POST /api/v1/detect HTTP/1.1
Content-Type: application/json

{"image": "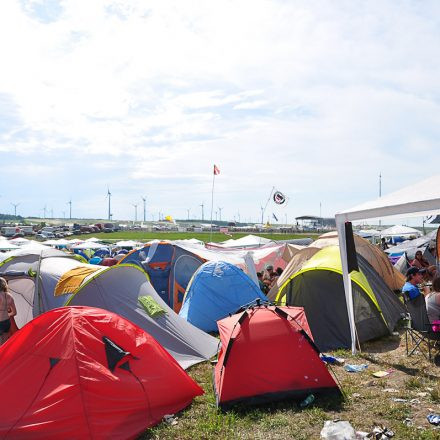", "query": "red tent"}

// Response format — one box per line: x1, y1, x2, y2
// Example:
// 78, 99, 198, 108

214, 305, 340, 409
0, 306, 203, 439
